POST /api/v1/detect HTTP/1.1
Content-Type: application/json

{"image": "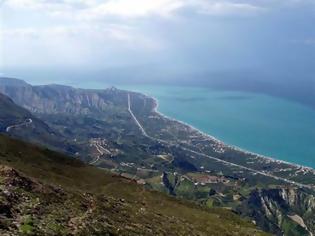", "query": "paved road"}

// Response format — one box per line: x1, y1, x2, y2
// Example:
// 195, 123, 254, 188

128, 94, 149, 137
6, 118, 33, 132
127, 94, 314, 190
181, 147, 313, 189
